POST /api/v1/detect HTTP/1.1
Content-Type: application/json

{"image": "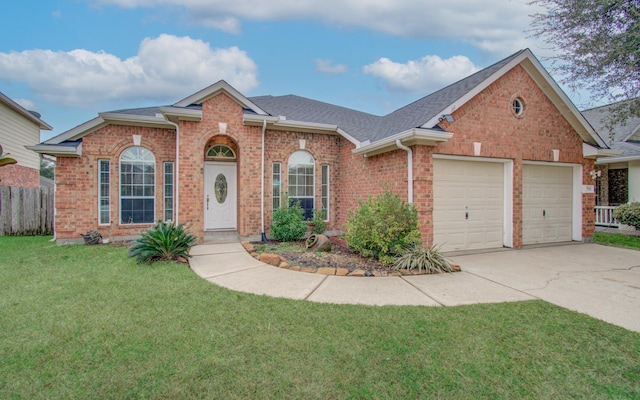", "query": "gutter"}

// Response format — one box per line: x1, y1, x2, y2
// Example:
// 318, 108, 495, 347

353, 128, 452, 156
395, 140, 413, 204
261, 119, 269, 242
